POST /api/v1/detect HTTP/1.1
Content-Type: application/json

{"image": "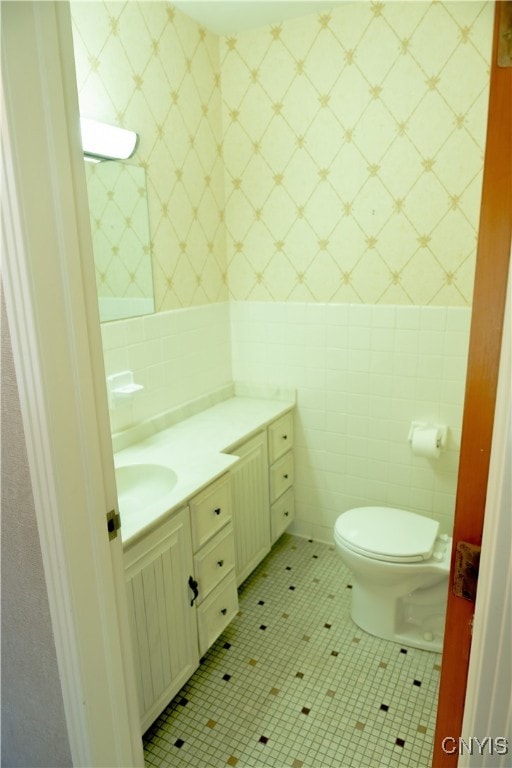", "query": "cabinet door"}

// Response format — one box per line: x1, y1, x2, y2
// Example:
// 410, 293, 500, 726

124, 508, 199, 732
229, 431, 270, 586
